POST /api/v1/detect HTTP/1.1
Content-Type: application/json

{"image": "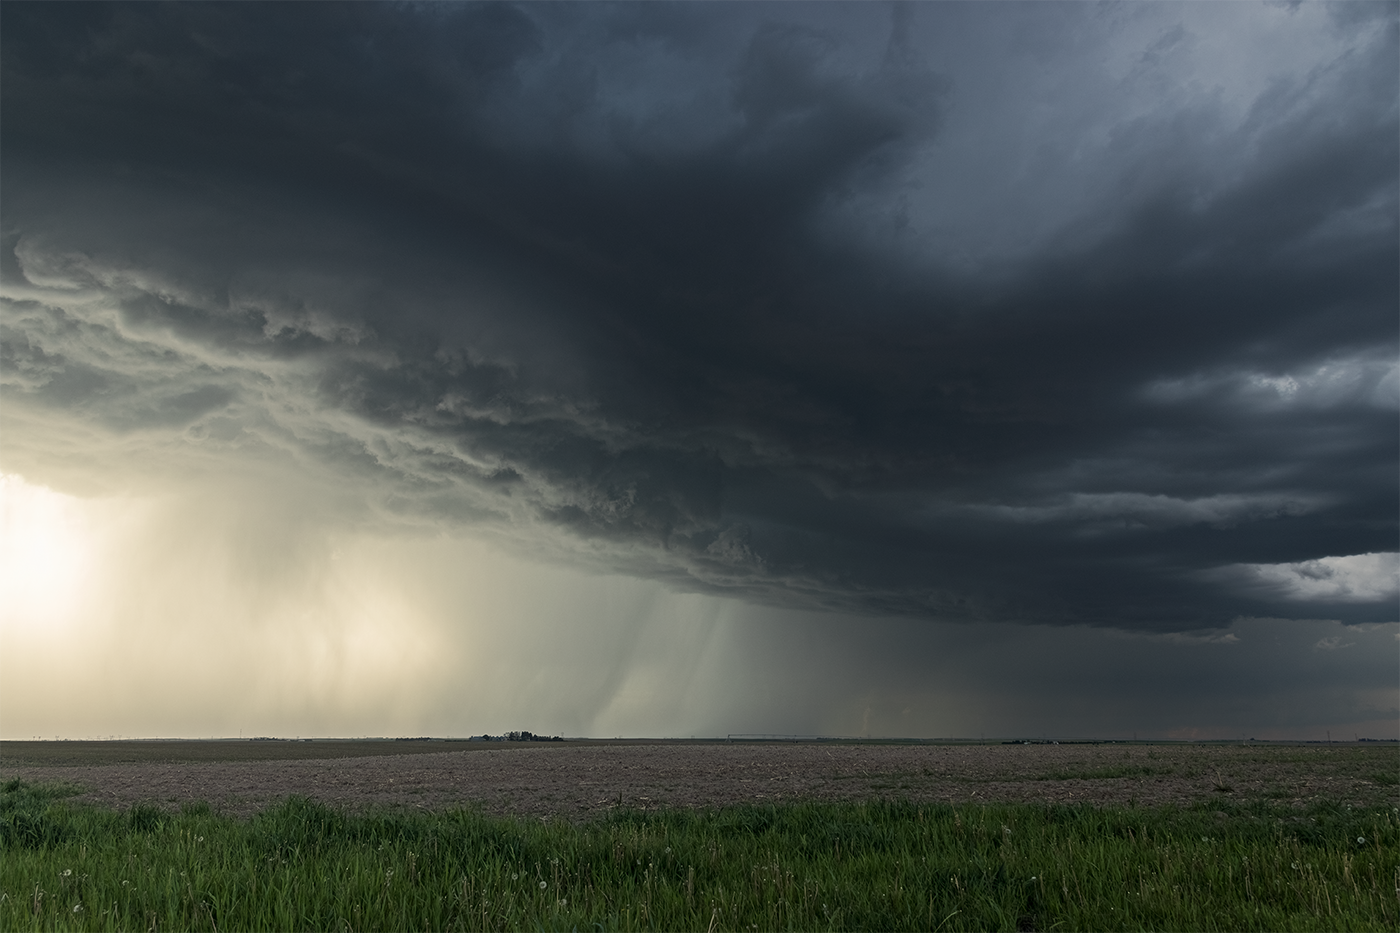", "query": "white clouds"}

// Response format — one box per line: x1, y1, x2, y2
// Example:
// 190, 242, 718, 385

1144, 354, 1400, 411
1222, 552, 1400, 605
